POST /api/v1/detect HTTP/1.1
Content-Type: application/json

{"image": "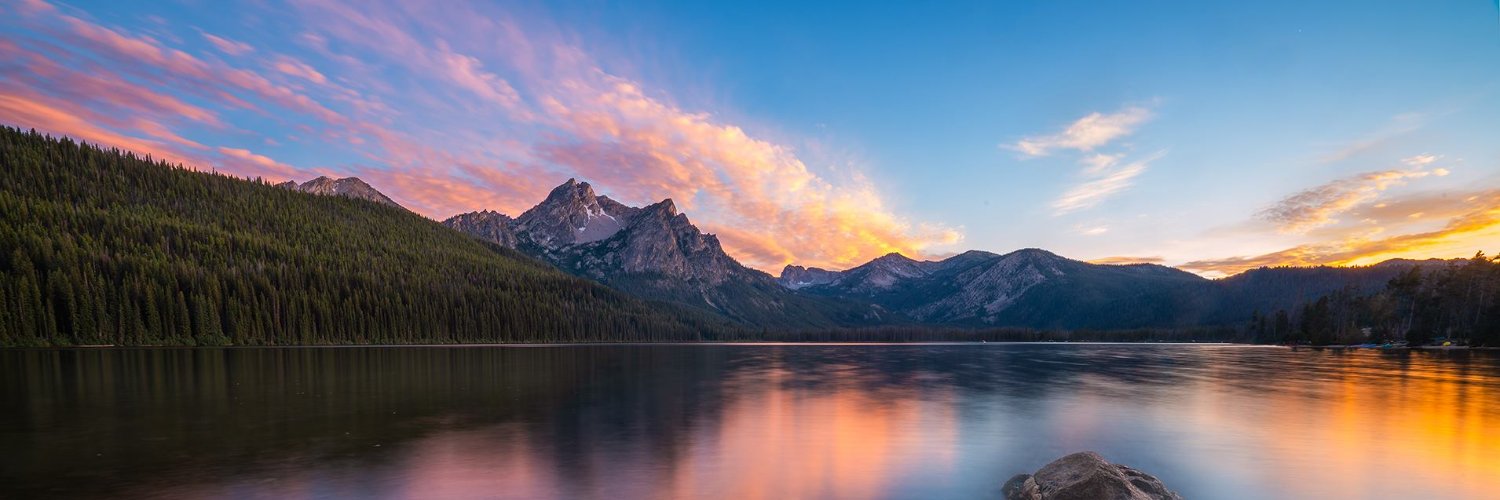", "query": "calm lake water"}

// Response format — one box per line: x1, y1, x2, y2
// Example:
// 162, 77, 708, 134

2, 344, 1499, 499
